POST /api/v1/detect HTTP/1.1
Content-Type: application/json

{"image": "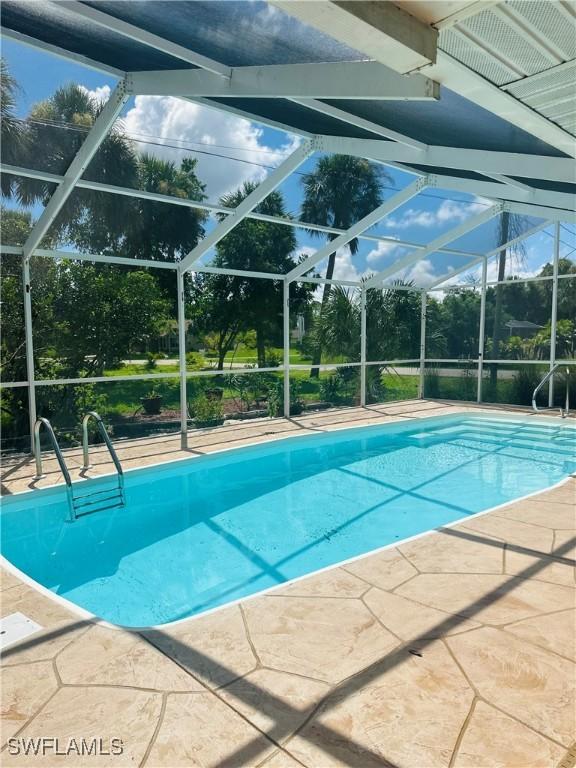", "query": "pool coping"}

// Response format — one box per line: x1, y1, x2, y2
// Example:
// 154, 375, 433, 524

1, 406, 574, 634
